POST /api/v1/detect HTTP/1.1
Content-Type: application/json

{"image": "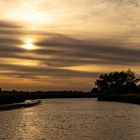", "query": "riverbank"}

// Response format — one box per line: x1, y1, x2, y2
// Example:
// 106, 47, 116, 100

0, 100, 41, 111
0, 91, 95, 105
98, 94, 140, 105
